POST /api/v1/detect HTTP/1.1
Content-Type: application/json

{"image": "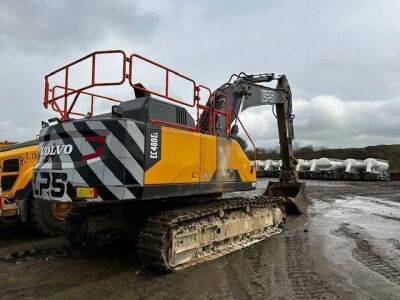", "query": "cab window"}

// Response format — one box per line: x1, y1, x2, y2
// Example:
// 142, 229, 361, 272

1, 158, 20, 191
2, 158, 19, 172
